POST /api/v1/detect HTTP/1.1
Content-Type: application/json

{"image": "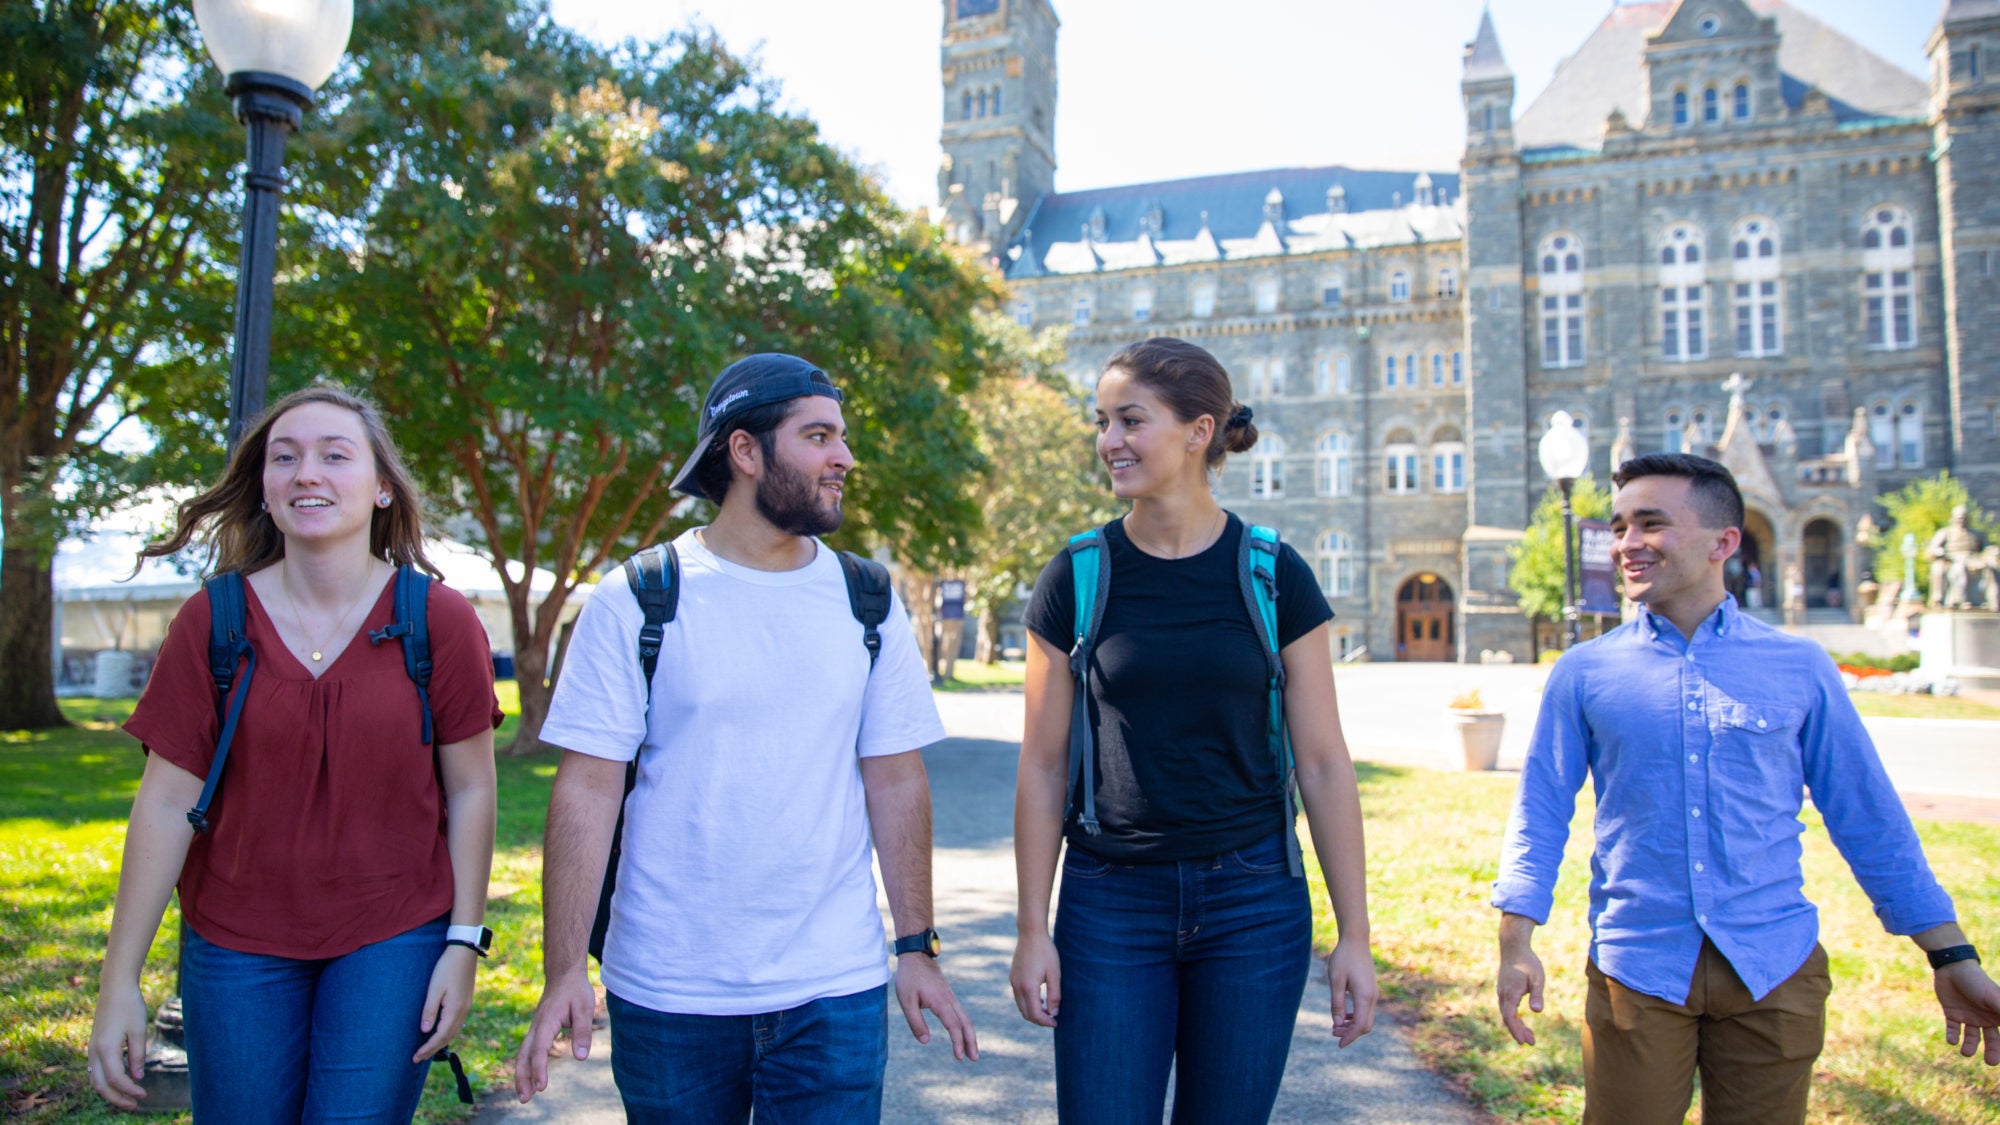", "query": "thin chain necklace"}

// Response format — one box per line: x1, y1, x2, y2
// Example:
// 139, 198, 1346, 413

1127, 507, 1225, 560
280, 559, 379, 664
